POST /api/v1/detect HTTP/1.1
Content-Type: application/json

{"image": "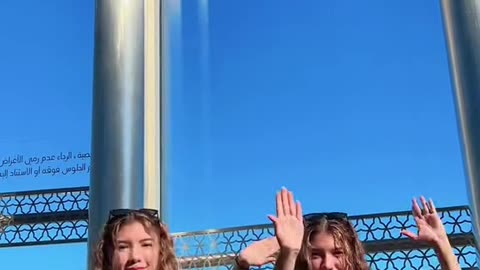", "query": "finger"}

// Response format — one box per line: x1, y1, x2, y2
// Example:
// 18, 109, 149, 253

281, 187, 289, 216
401, 230, 418, 241
420, 196, 429, 214
276, 191, 284, 217
268, 215, 278, 224
428, 198, 437, 214
288, 191, 296, 216
266, 256, 277, 264
412, 198, 422, 217
296, 200, 303, 220
413, 215, 422, 225
413, 216, 428, 230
